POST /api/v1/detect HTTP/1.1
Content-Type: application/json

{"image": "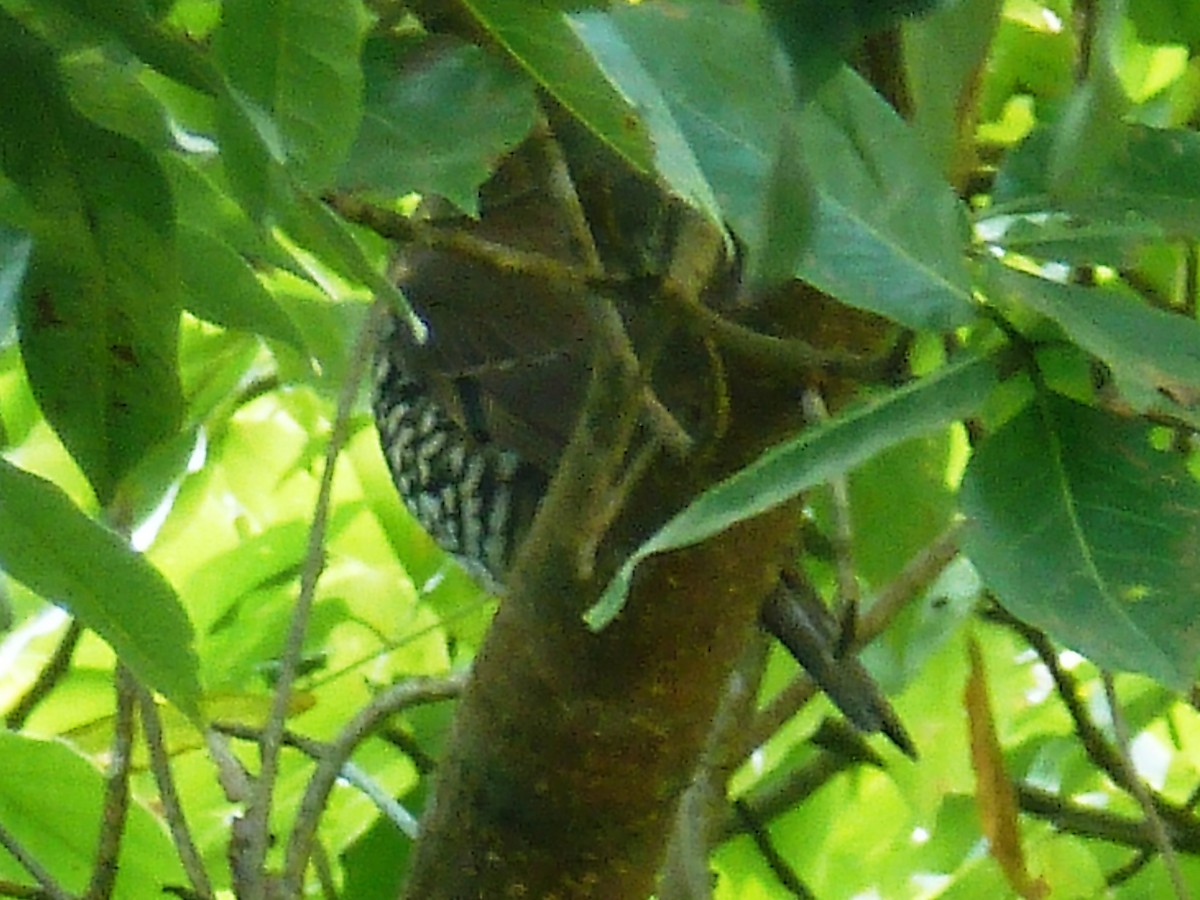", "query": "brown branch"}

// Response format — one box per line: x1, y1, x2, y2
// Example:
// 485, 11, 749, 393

281, 674, 467, 894
325, 192, 605, 292
1016, 783, 1200, 854
0, 828, 70, 900
1102, 673, 1190, 899
731, 800, 816, 900
83, 666, 136, 900
238, 301, 385, 900
139, 689, 213, 900
5, 619, 81, 730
